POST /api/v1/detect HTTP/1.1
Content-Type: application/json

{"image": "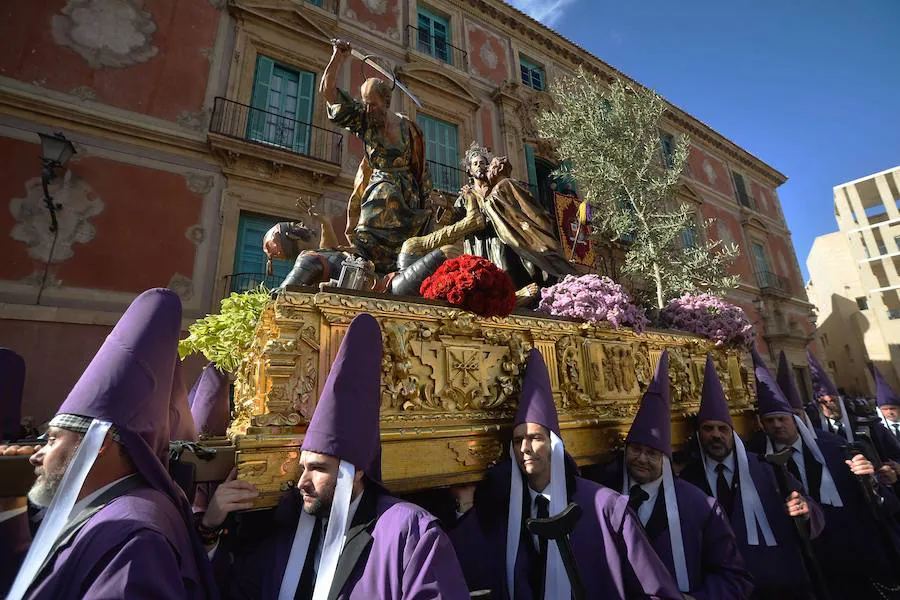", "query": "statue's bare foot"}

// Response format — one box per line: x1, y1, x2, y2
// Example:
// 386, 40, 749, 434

515, 283, 540, 308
